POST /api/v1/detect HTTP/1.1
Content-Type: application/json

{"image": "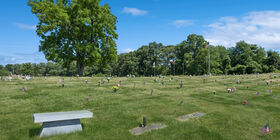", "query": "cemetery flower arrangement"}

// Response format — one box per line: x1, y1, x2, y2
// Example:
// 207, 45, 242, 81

243, 100, 248, 105
142, 116, 147, 127
22, 86, 27, 92
262, 122, 271, 134
112, 85, 119, 92
138, 116, 147, 127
